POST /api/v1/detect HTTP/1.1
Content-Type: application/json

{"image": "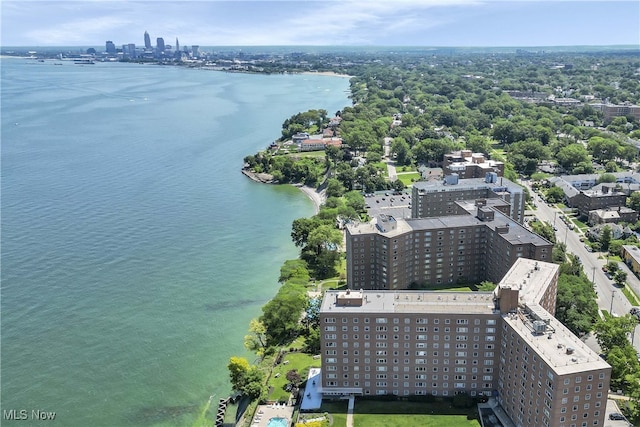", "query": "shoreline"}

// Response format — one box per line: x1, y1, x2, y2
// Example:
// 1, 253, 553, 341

295, 184, 325, 214
300, 71, 353, 78
242, 169, 324, 213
